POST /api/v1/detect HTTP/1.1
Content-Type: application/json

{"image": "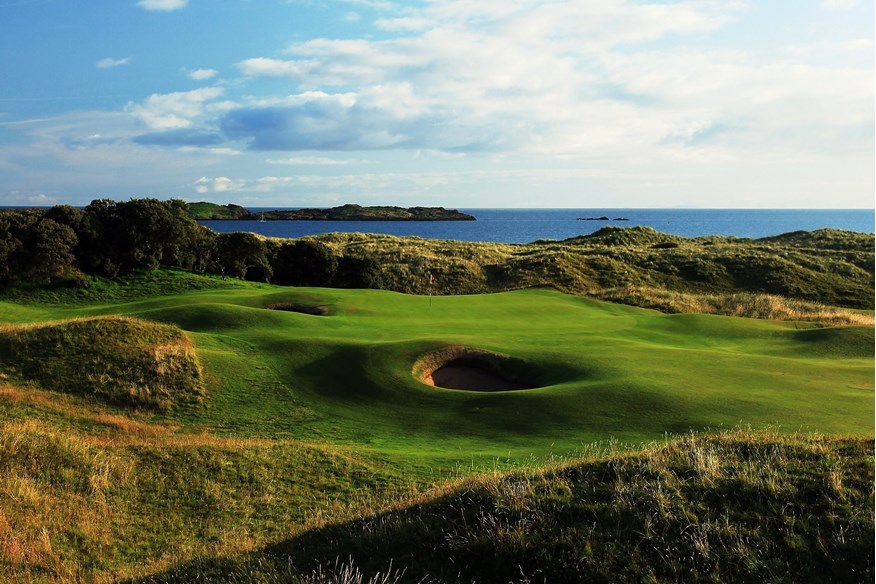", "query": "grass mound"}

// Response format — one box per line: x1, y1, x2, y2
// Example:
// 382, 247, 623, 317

310, 227, 874, 315
131, 430, 874, 583
758, 228, 875, 252
0, 416, 414, 583
0, 316, 204, 410
572, 225, 687, 247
